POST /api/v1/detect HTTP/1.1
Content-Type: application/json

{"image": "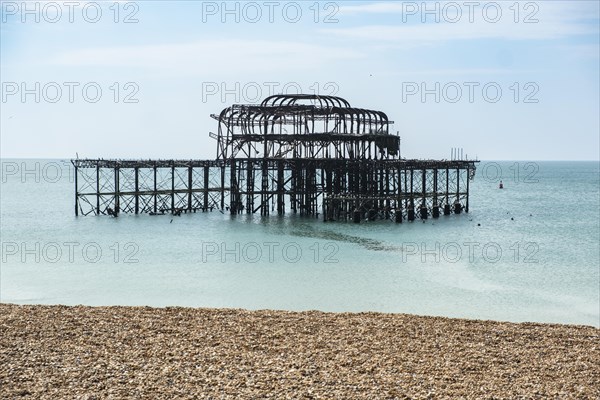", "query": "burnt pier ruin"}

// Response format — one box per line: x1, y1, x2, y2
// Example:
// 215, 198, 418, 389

72, 94, 478, 223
